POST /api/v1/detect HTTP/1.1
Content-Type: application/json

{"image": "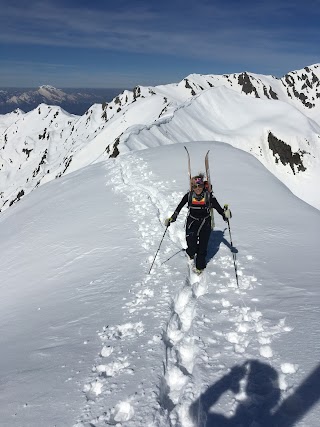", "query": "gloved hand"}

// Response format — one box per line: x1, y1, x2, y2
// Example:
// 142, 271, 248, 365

223, 205, 232, 220
164, 212, 178, 227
